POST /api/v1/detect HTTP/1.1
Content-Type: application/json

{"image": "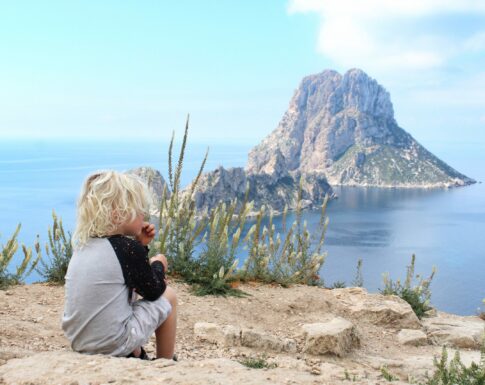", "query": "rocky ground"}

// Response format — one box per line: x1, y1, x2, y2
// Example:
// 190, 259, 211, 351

0, 282, 483, 384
